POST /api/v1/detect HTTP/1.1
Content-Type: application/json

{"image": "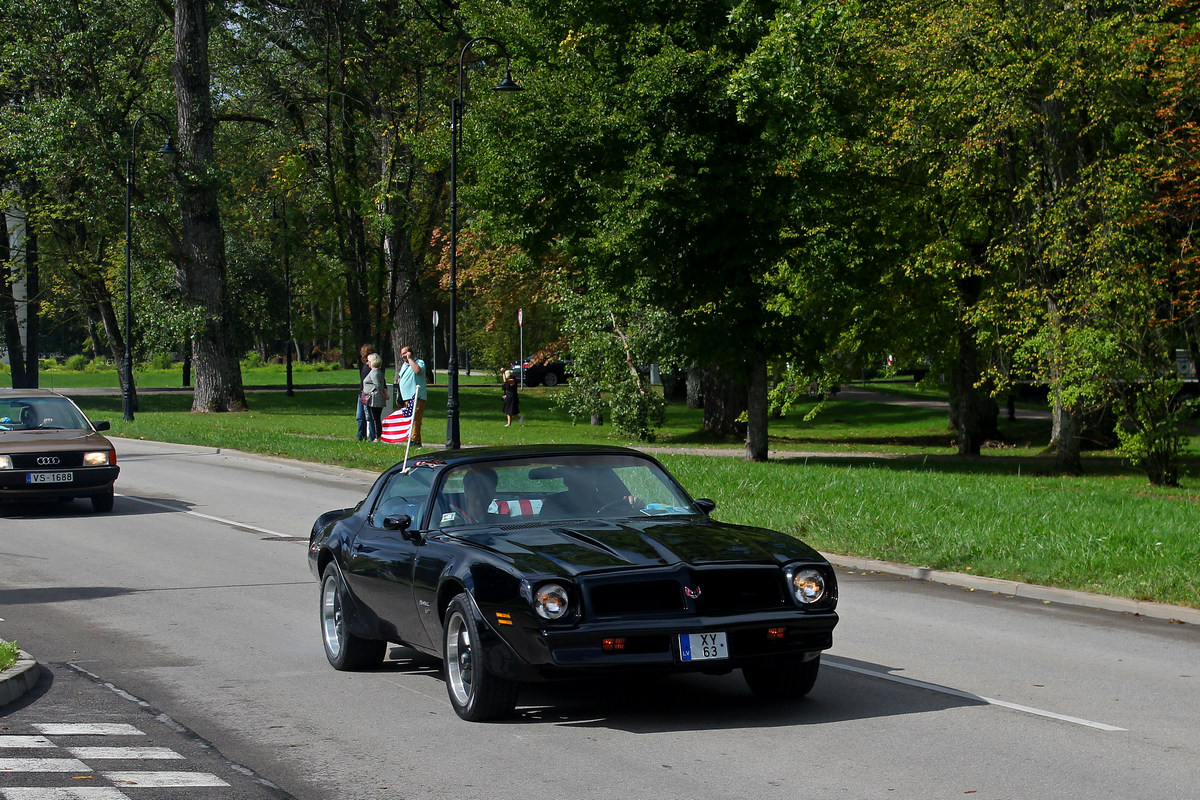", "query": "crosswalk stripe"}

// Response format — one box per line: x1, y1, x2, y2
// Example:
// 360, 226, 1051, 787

65, 748, 182, 761
101, 772, 229, 788
1, 790, 130, 800
30, 726, 142, 738
0, 758, 91, 772
0, 737, 54, 749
